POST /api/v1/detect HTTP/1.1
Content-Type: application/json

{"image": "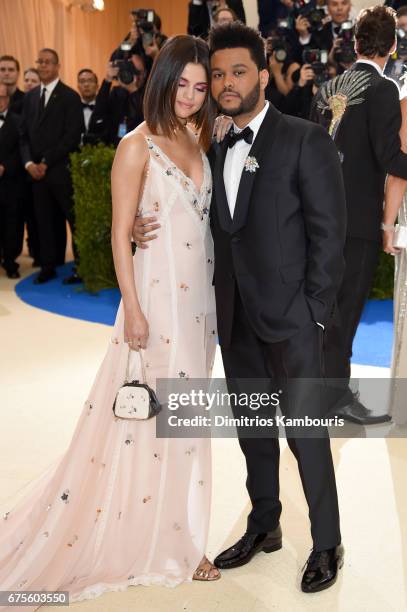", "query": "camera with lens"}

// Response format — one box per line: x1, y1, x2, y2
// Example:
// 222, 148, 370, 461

113, 59, 141, 85
334, 21, 356, 65
266, 22, 294, 64
302, 48, 329, 86
111, 40, 141, 85
267, 36, 291, 63
131, 8, 156, 33
294, 0, 325, 33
